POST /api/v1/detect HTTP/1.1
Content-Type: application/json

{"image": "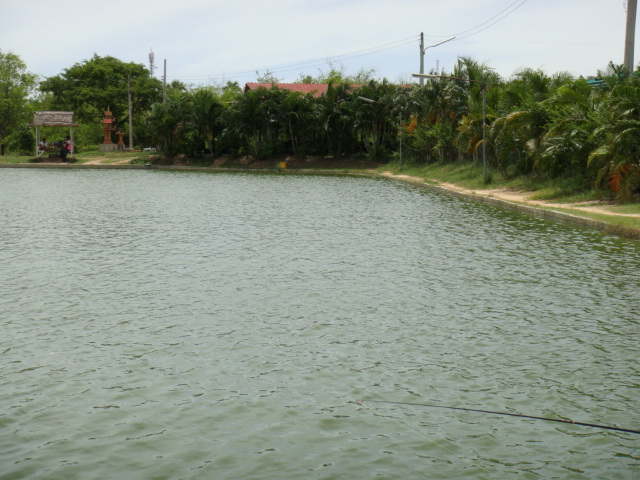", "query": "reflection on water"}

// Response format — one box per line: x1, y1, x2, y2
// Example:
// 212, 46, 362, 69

1, 169, 639, 479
